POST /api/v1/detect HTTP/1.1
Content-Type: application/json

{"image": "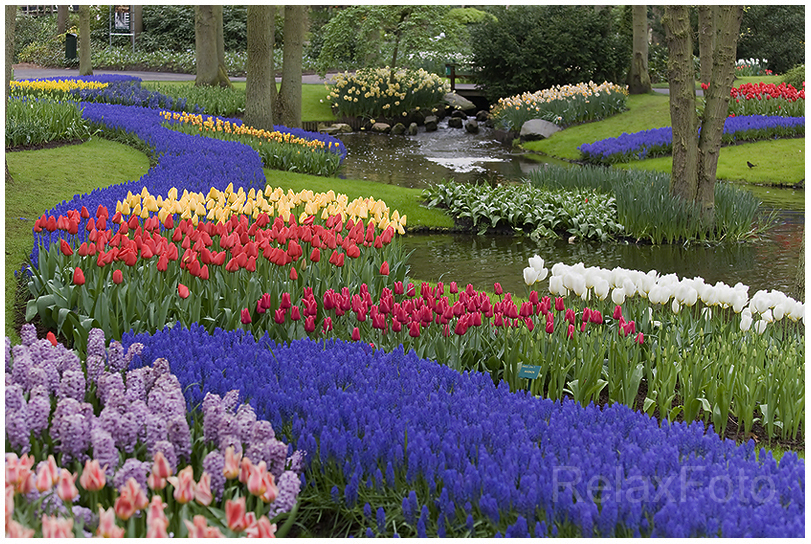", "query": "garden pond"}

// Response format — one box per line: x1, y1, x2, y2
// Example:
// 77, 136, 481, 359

336, 118, 804, 295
